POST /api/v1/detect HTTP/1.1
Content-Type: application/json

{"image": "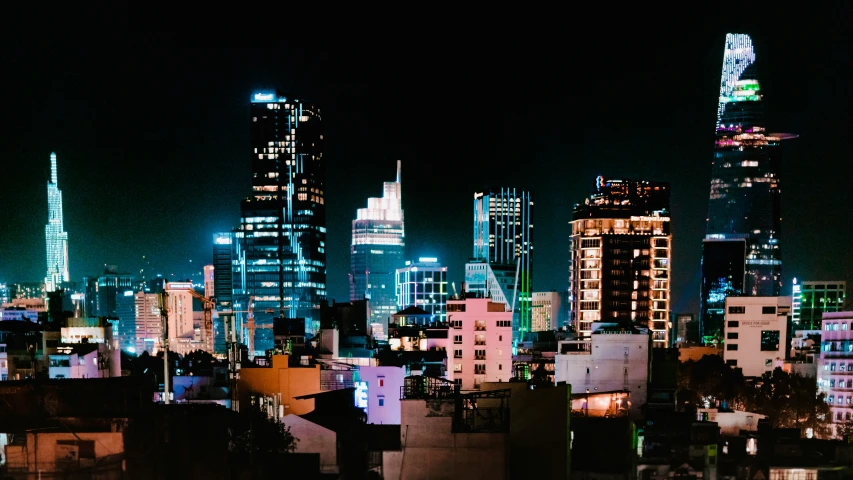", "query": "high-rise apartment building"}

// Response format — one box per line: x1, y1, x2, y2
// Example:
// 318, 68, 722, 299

45, 152, 70, 293
231, 91, 326, 354
568, 177, 671, 346
793, 279, 847, 330
700, 33, 796, 342
471, 188, 533, 343
133, 291, 161, 354
396, 258, 447, 323
350, 162, 404, 340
